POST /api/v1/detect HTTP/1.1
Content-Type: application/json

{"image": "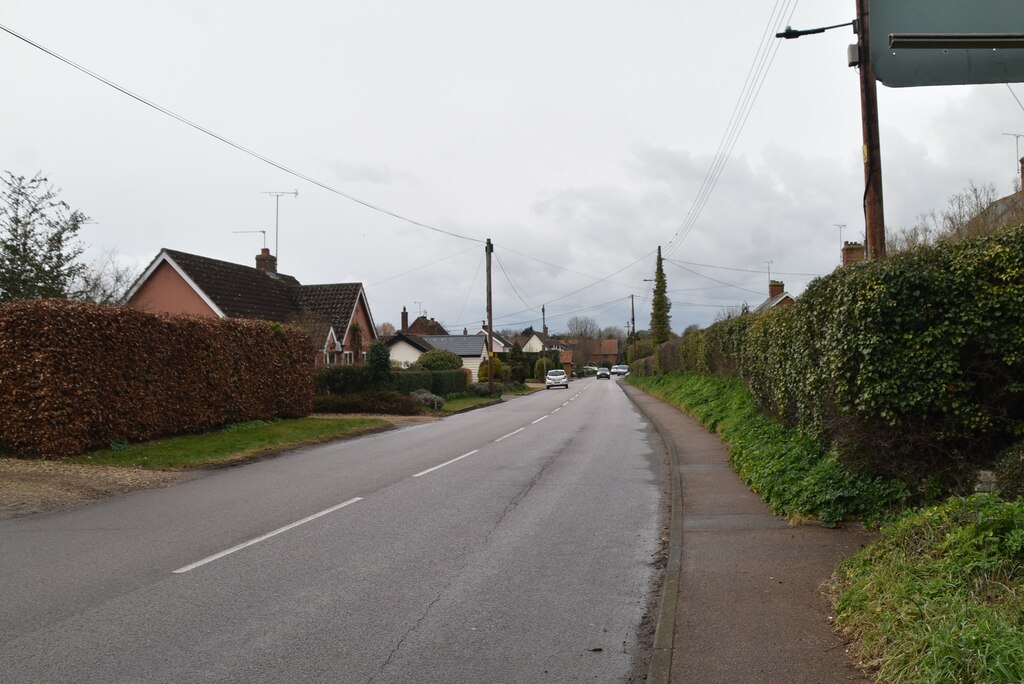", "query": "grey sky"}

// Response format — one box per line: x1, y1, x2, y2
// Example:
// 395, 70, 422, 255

4, 1, 1023, 334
